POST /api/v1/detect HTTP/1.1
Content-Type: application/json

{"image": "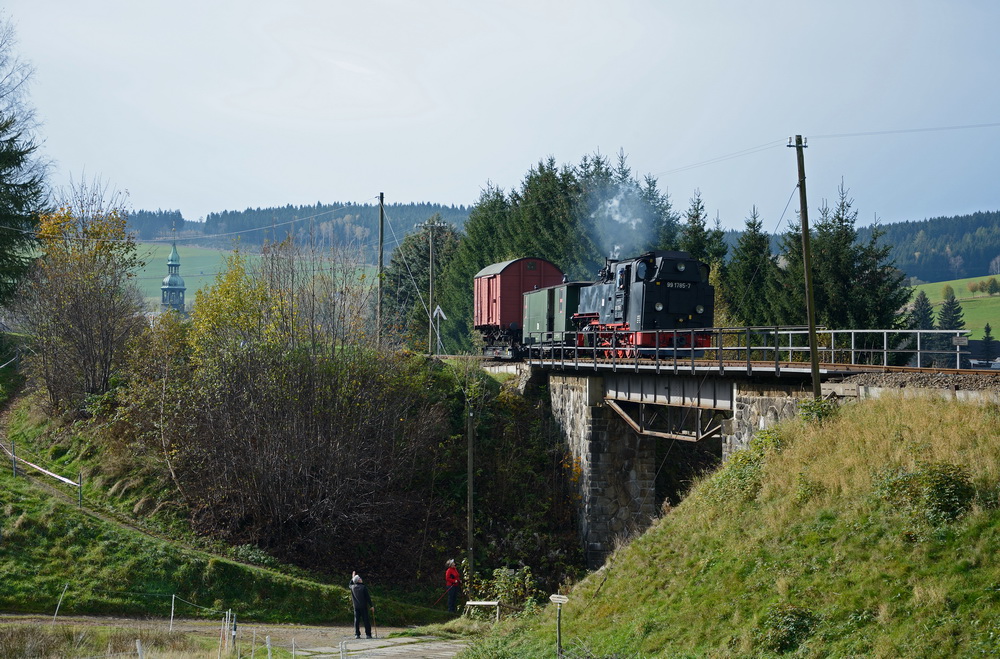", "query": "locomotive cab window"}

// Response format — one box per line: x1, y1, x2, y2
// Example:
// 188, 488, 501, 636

635, 261, 647, 280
